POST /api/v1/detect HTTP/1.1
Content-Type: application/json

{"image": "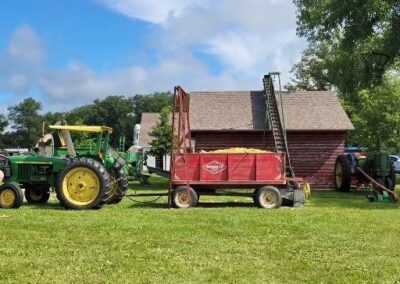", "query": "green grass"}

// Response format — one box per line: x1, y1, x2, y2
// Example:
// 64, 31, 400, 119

1, 176, 400, 283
